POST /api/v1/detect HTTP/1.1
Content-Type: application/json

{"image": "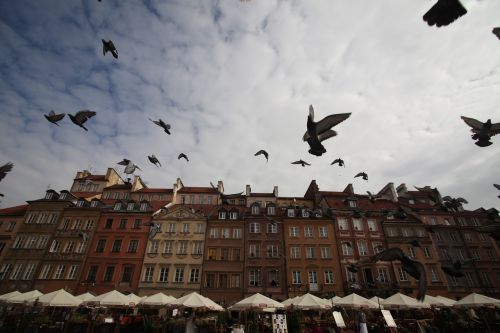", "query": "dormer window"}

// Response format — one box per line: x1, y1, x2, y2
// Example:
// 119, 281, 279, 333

348, 200, 357, 208
301, 209, 309, 218
127, 202, 135, 211
218, 211, 227, 219
287, 209, 295, 218
123, 193, 129, 199
140, 202, 148, 211
103, 192, 111, 199
230, 211, 238, 220
76, 200, 85, 207
267, 206, 276, 215
90, 200, 98, 208
59, 192, 68, 200
45, 192, 54, 200
251, 205, 260, 215
409, 199, 415, 205
114, 202, 122, 211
